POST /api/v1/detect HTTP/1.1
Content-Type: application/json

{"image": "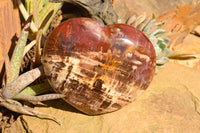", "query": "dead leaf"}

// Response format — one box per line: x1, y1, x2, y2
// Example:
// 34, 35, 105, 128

169, 41, 200, 71
168, 25, 200, 71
